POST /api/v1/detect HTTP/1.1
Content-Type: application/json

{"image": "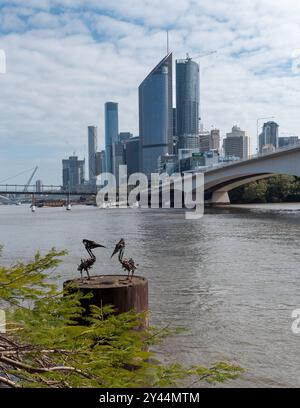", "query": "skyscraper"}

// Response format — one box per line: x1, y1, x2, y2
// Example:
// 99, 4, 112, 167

95, 150, 106, 176
62, 156, 85, 191
199, 128, 220, 153
105, 102, 119, 174
139, 53, 173, 177
88, 126, 98, 184
125, 136, 140, 176
223, 126, 249, 159
176, 57, 200, 149
259, 121, 279, 153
